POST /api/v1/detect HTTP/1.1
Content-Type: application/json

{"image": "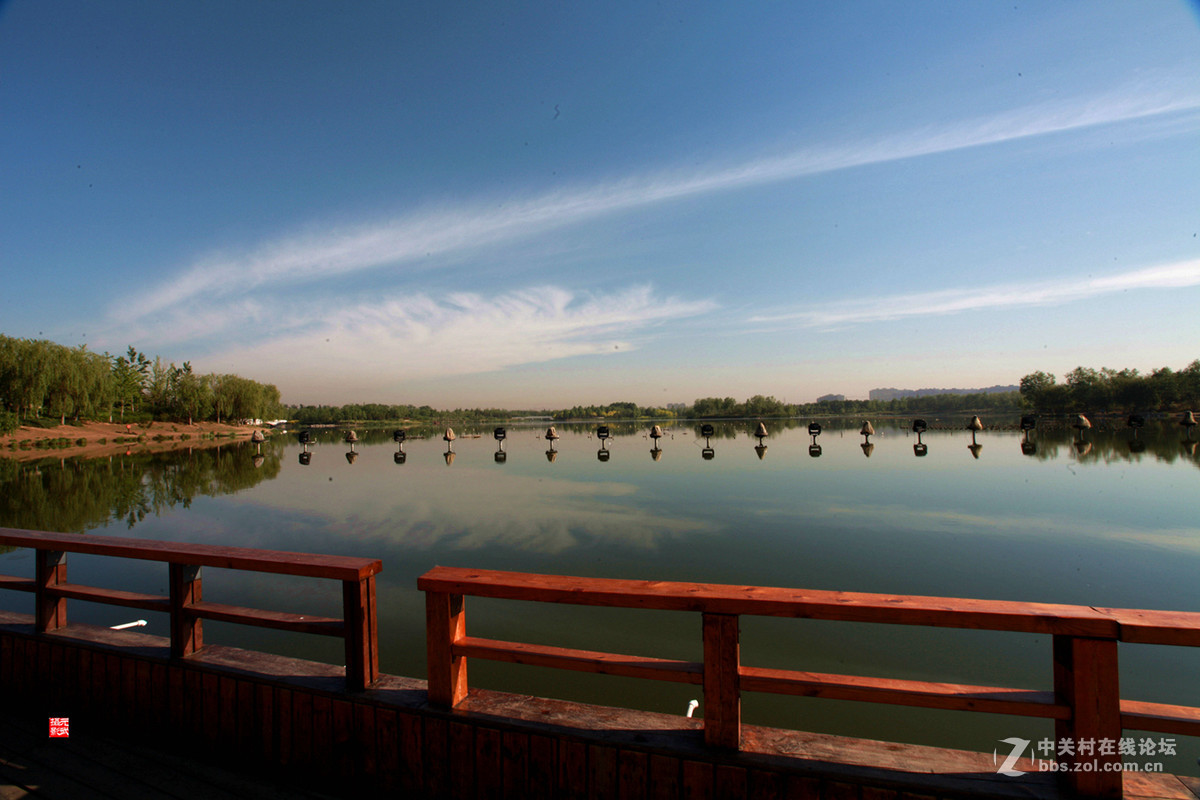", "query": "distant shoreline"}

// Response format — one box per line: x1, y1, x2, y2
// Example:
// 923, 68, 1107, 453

0, 420, 258, 462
